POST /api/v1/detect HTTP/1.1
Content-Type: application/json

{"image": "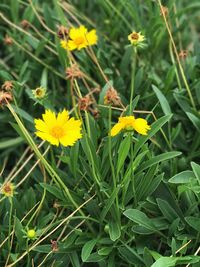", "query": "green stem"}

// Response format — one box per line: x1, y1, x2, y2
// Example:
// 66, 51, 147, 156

129, 47, 137, 114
